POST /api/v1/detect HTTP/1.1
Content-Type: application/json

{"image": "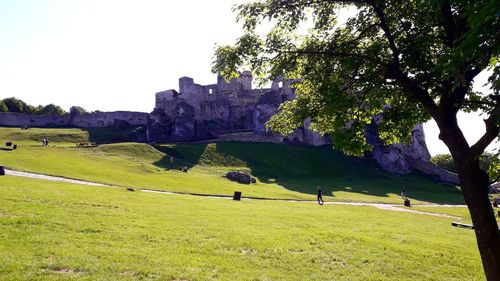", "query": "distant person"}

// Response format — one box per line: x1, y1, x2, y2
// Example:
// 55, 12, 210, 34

169, 156, 174, 169
42, 138, 47, 147
317, 186, 324, 205
182, 166, 188, 173
401, 186, 406, 199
